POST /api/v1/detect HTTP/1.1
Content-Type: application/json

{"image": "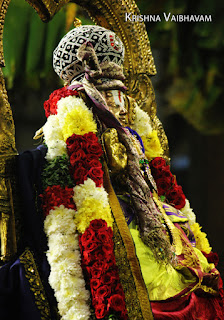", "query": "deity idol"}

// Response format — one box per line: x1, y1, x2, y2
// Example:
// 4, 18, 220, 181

0, 25, 223, 320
